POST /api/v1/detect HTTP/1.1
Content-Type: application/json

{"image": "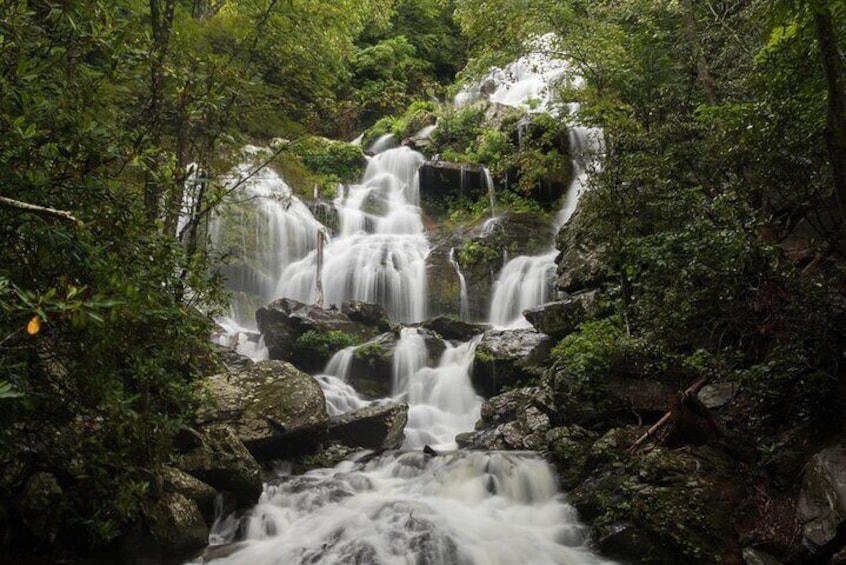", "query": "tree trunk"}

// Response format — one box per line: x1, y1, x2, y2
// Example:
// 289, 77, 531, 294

814, 5, 846, 225
679, 0, 718, 105
143, 0, 176, 223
